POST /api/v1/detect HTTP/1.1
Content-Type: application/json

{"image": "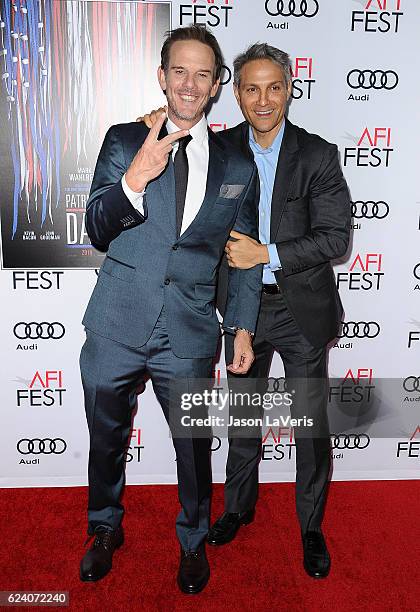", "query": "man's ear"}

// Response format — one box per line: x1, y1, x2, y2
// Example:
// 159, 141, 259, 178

157, 66, 166, 92
233, 84, 241, 106
286, 79, 292, 100
210, 78, 220, 99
